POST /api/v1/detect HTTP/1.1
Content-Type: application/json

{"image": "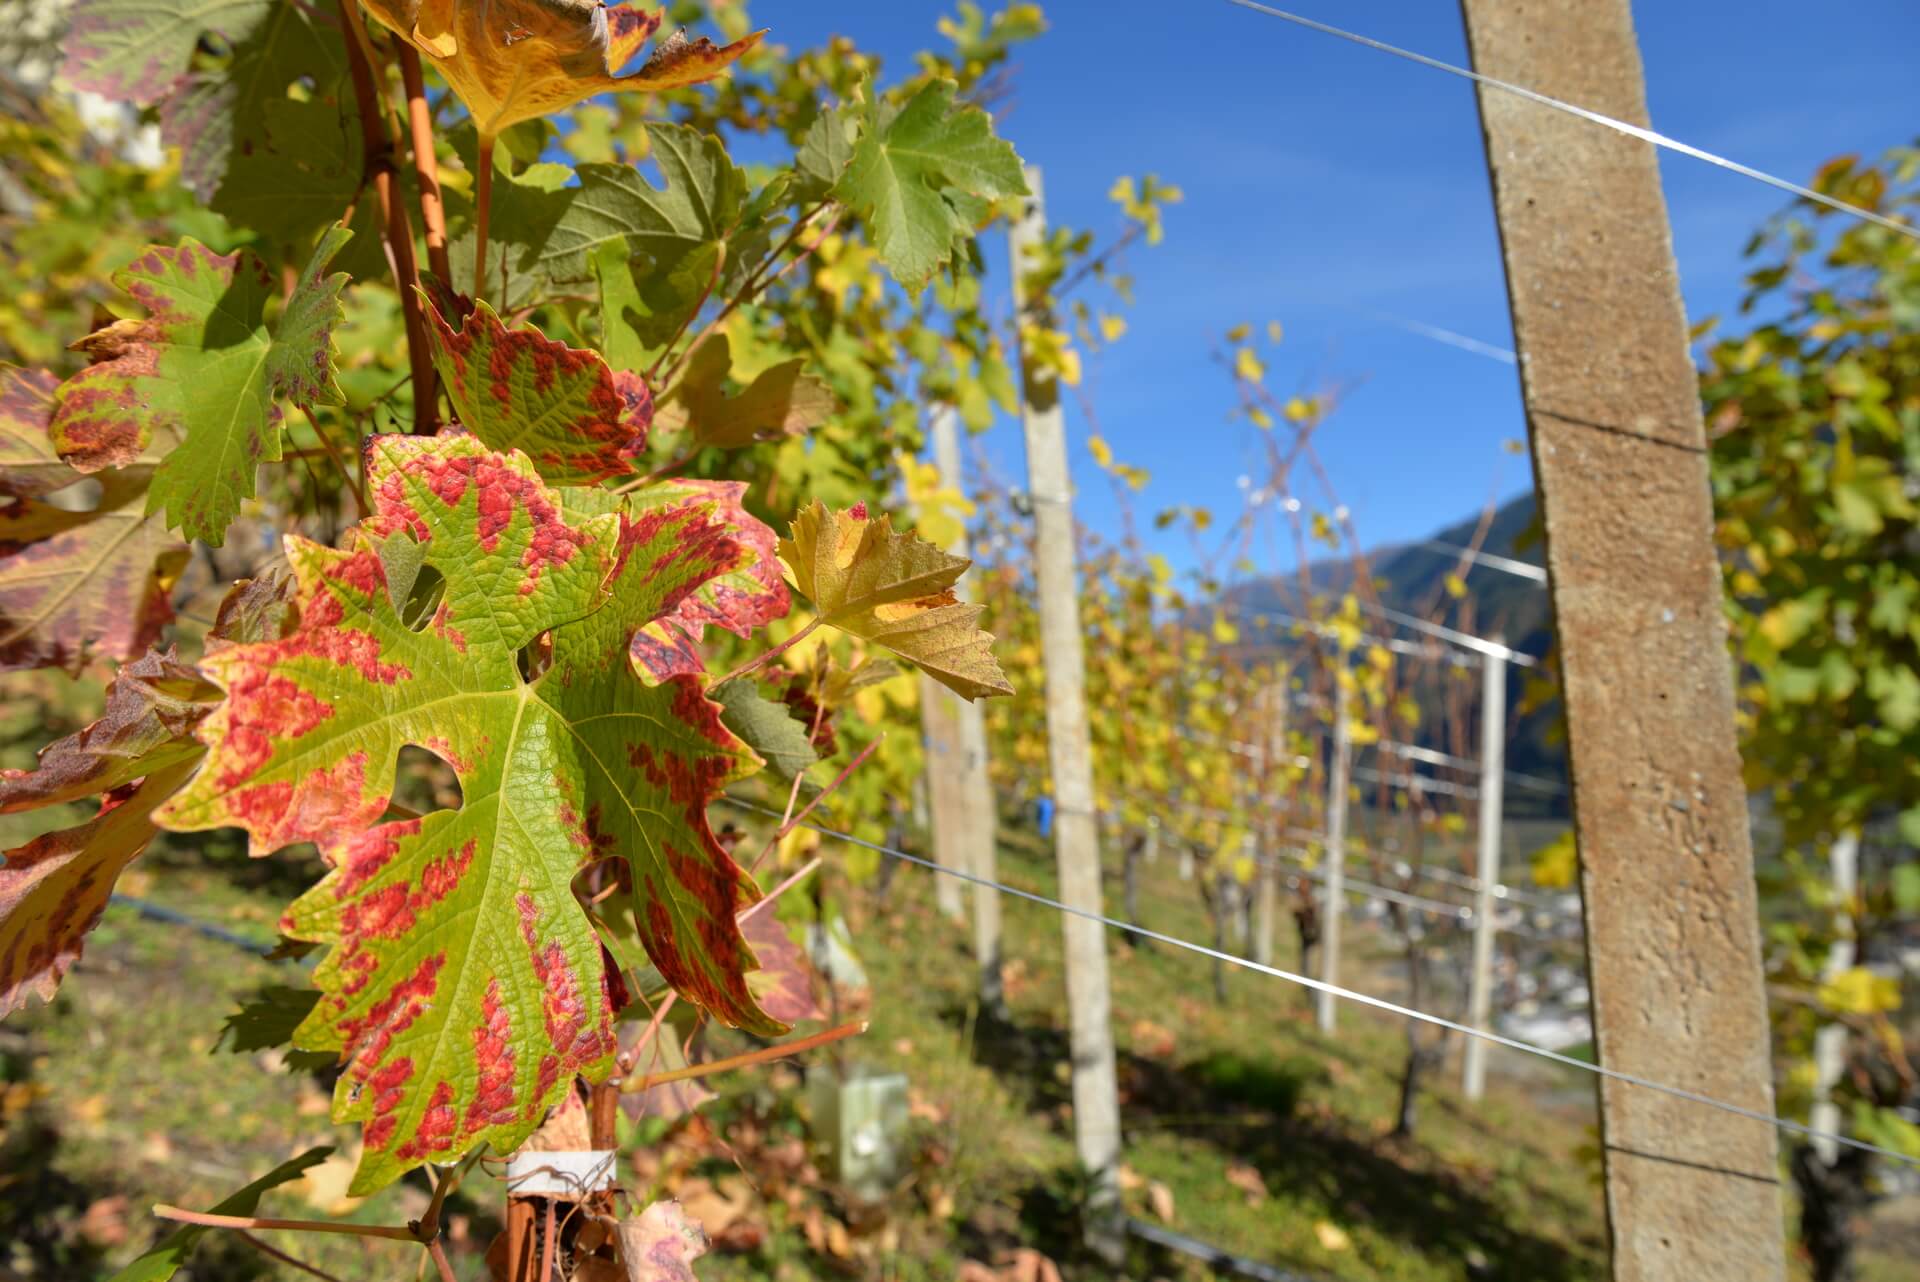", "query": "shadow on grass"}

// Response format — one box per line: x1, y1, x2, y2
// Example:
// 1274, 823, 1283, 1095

945, 1005, 1591, 1282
